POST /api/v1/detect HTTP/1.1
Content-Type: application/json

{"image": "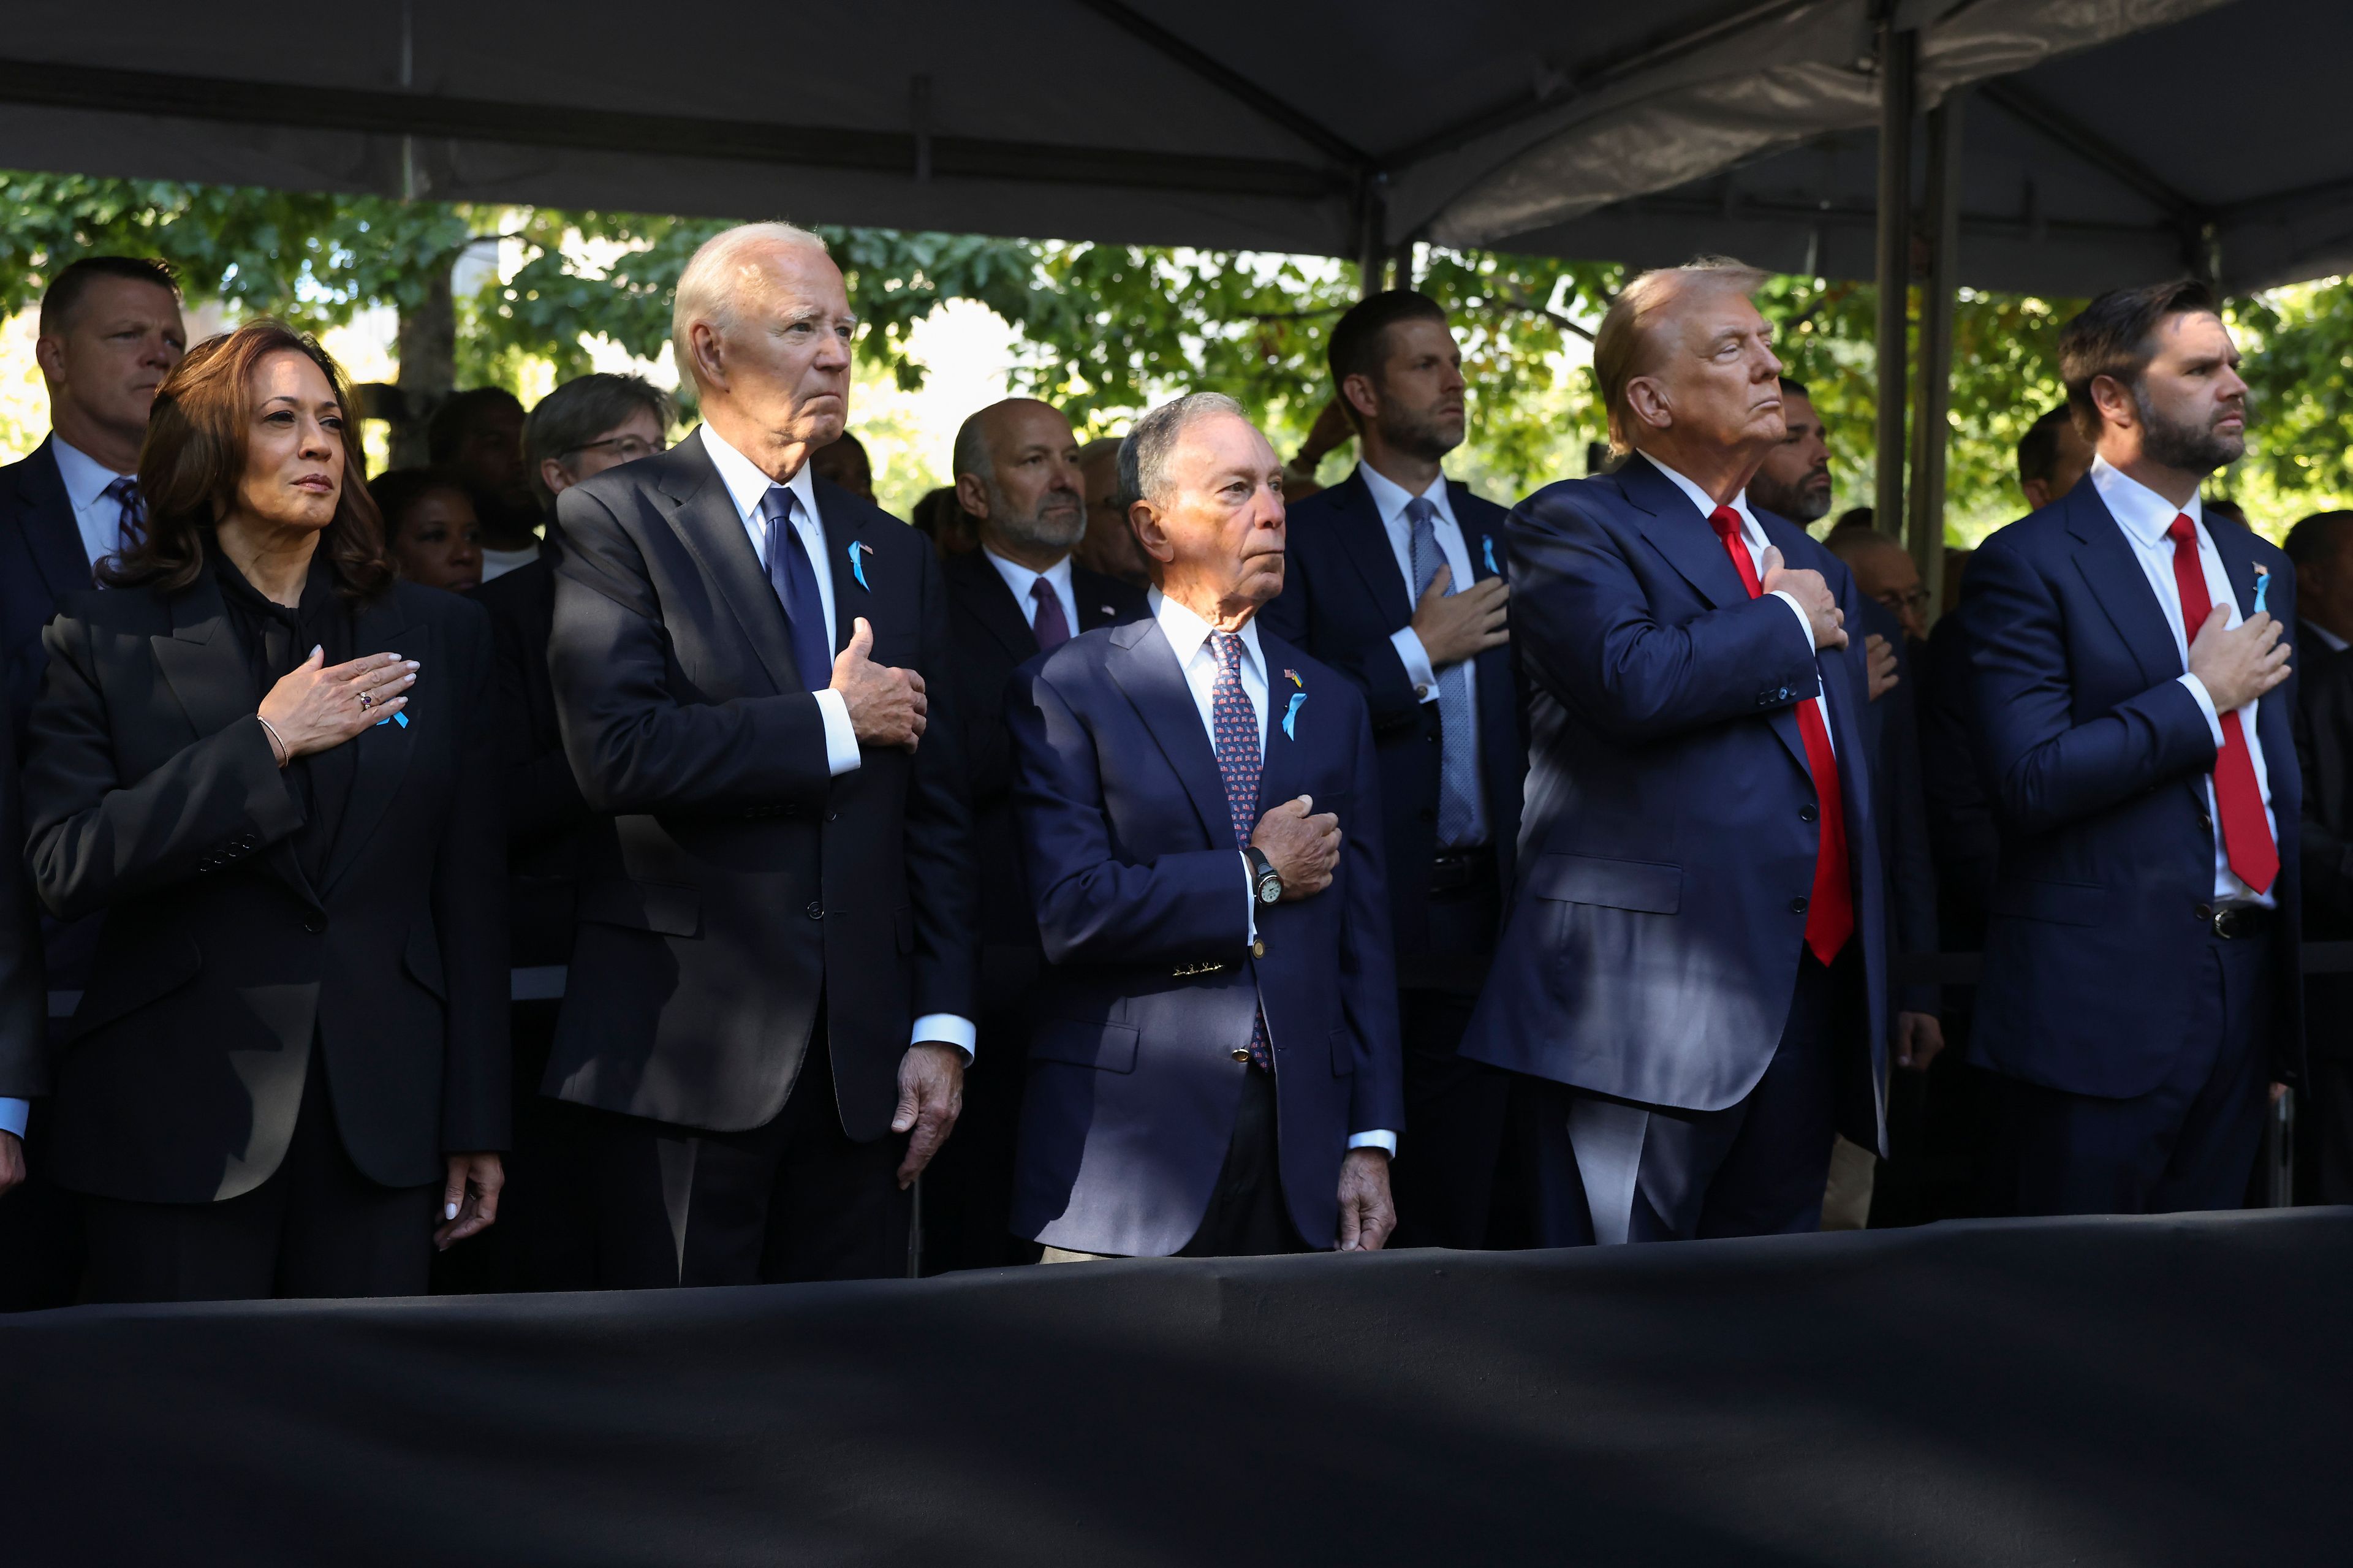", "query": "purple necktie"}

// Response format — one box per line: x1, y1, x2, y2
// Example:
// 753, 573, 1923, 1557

1029, 579, 1070, 651
759, 485, 832, 691
1210, 632, 1271, 1072
100, 475, 143, 578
